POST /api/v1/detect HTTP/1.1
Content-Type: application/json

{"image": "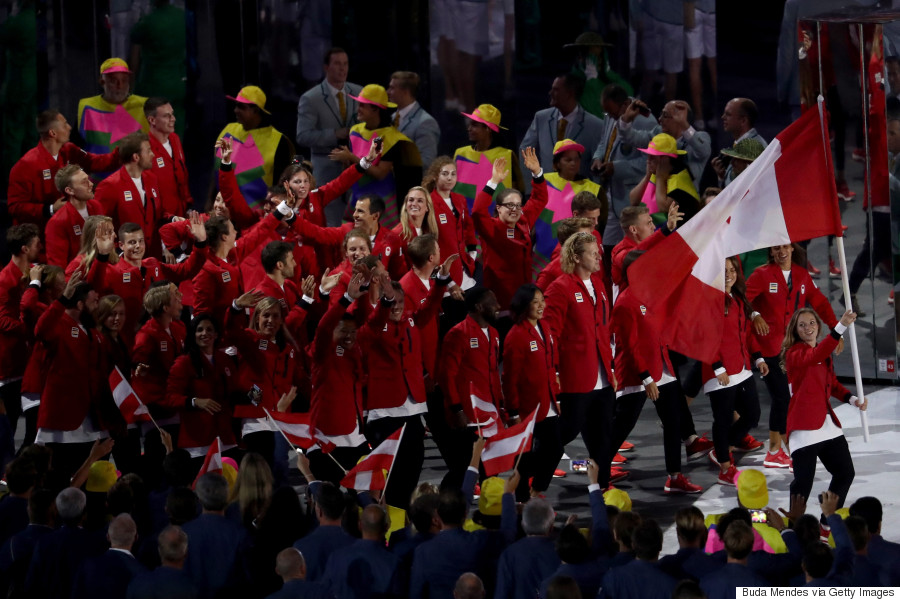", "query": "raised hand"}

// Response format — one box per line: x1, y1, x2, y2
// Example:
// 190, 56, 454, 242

277, 386, 298, 412
439, 254, 459, 278
300, 275, 316, 298
29, 264, 44, 281
666, 201, 684, 232
320, 268, 342, 294
839, 310, 857, 327
235, 288, 266, 309
491, 157, 510, 185
216, 137, 233, 163
189, 211, 207, 242
347, 273, 366, 300
522, 147, 541, 176
63, 269, 84, 298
